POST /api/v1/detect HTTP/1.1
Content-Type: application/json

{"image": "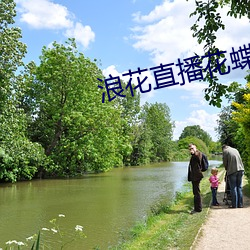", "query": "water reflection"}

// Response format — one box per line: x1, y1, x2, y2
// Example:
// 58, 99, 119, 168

0, 160, 221, 249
